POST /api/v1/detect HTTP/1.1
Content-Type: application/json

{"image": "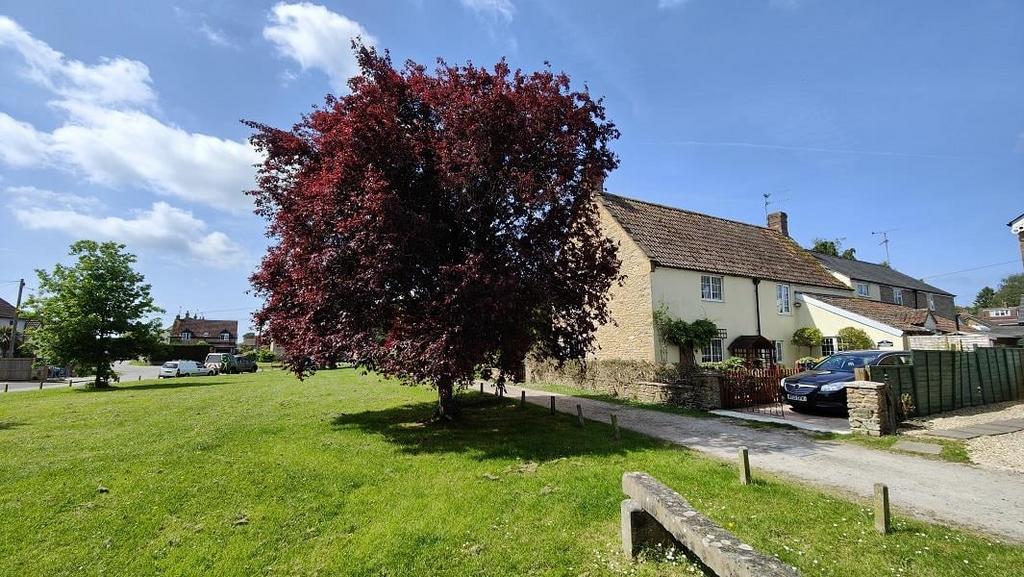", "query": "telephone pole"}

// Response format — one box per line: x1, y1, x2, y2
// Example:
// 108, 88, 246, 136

7, 278, 24, 358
